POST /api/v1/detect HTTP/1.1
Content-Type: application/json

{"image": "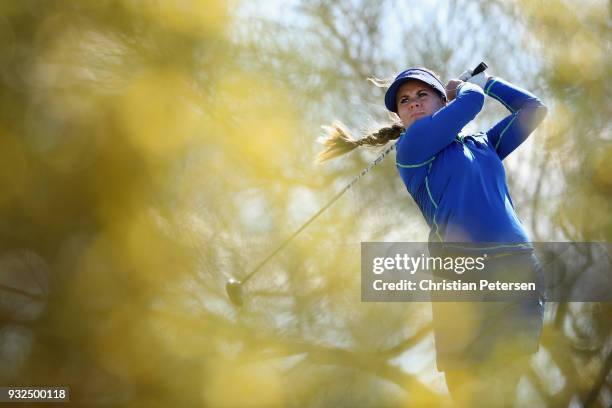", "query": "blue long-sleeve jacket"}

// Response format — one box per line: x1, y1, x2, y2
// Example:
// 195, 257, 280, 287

395, 78, 547, 247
